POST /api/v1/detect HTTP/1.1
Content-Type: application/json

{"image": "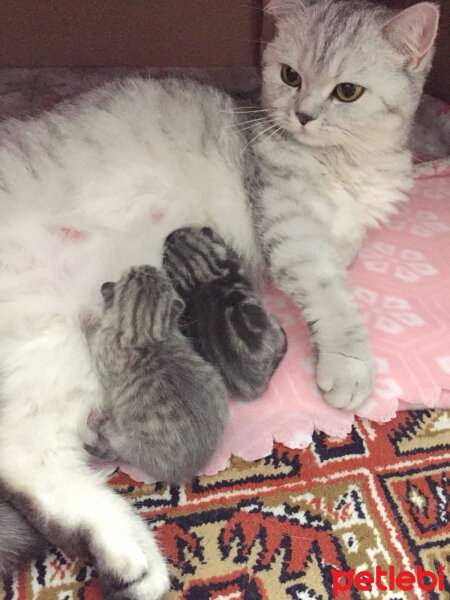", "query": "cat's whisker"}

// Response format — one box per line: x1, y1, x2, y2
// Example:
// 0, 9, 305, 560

336, 125, 401, 154
235, 116, 271, 127
264, 125, 283, 145
240, 122, 279, 156
220, 105, 265, 110
333, 125, 417, 162
236, 122, 272, 135
221, 108, 269, 115
230, 118, 271, 133
227, 105, 263, 109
